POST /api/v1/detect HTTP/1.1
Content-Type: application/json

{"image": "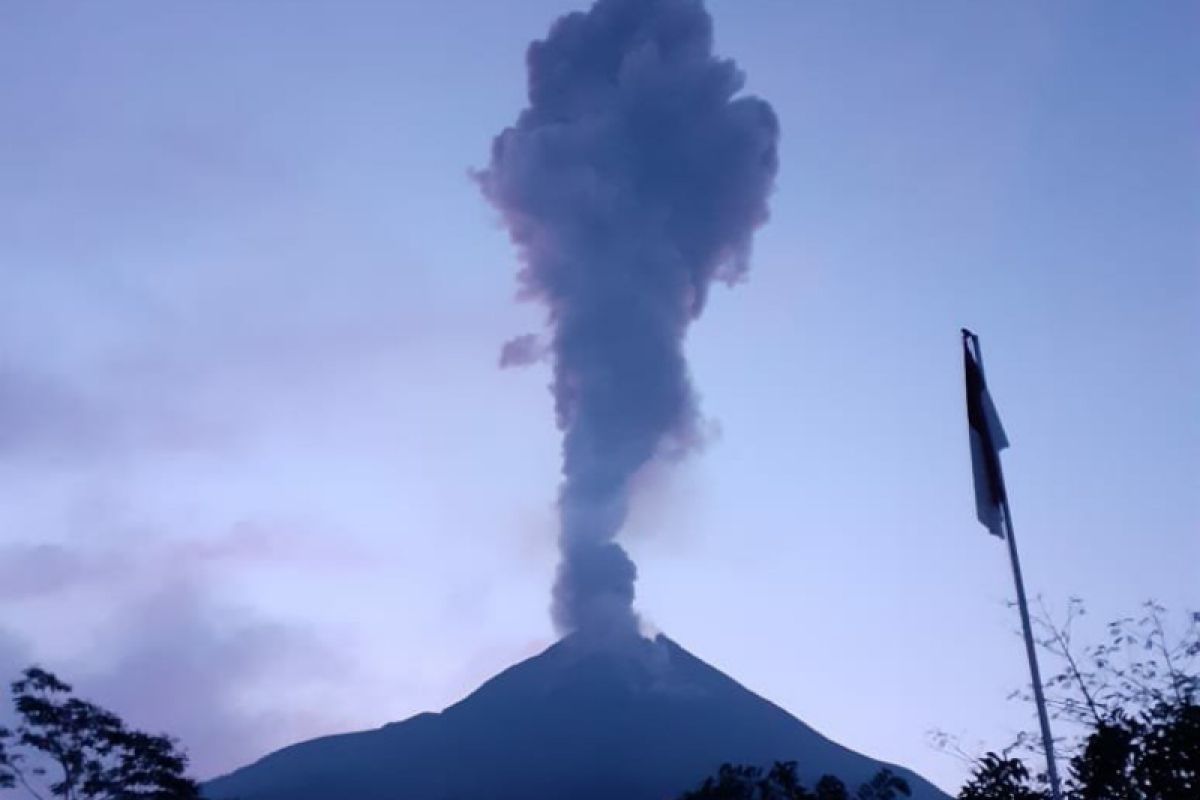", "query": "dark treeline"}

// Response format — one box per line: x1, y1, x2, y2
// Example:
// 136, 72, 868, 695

678, 761, 911, 800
